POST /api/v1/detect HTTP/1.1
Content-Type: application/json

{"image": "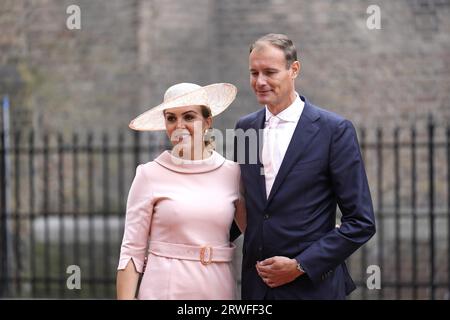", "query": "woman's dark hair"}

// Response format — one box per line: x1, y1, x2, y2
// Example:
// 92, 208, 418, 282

200, 105, 214, 149
200, 105, 212, 118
